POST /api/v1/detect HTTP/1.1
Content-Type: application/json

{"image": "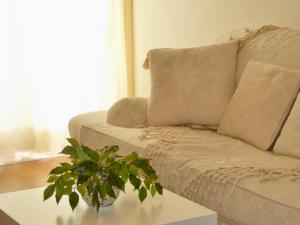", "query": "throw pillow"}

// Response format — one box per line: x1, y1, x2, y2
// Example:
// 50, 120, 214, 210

107, 97, 148, 128
218, 60, 300, 150
145, 41, 238, 126
274, 95, 300, 158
